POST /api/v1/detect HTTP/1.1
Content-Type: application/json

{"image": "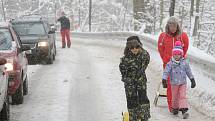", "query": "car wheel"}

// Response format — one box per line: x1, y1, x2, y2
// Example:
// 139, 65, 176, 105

54, 43, 57, 55
53, 54, 55, 61
53, 47, 56, 61
47, 54, 53, 64
12, 81, 24, 105
0, 94, 10, 121
53, 43, 56, 61
23, 75, 28, 95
